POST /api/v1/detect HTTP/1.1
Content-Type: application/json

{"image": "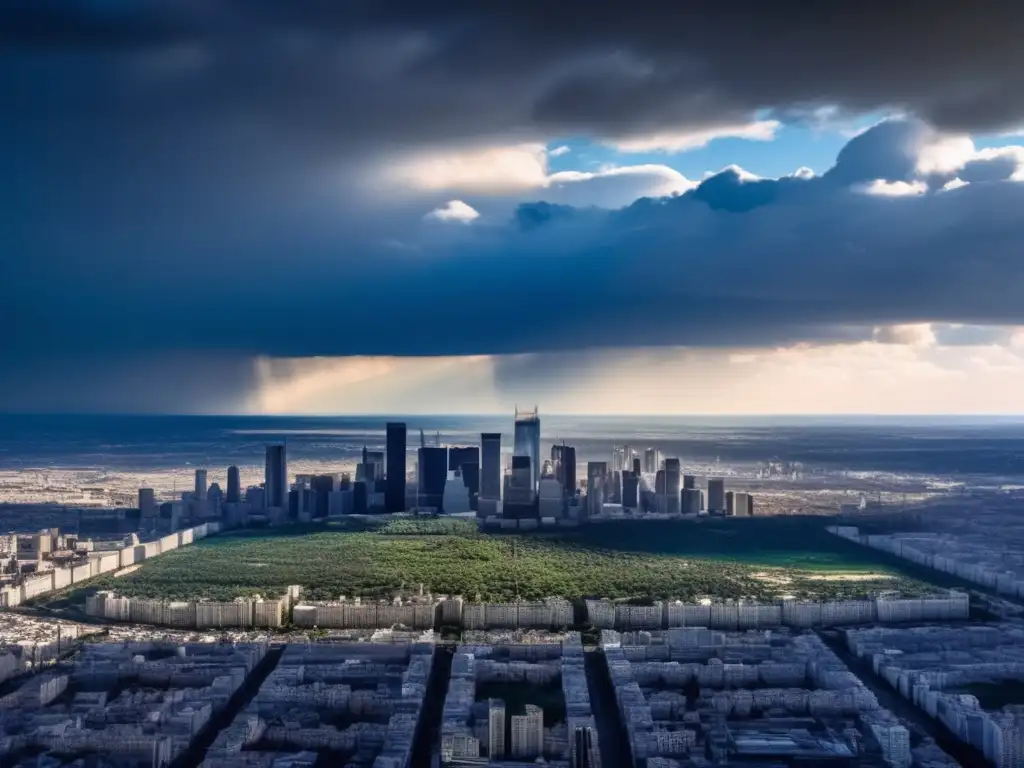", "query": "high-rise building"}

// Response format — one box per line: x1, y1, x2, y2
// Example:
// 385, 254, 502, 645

511, 704, 543, 759
552, 443, 577, 498
513, 406, 541, 492
607, 470, 622, 504
206, 482, 223, 513
725, 490, 735, 515
664, 458, 681, 515
734, 491, 754, 516
611, 446, 628, 473
682, 474, 696, 490
448, 446, 479, 473
643, 447, 662, 474
587, 462, 608, 516
573, 725, 598, 768
503, 456, 537, 519
682, 487, 703, 515
386, 422, 407, 512
706, 478, 725, 513
265, 445, 288, 509
226, 465, 241, 503
194, 469, 208, 500
417, 445, 448, 510
488, 699, 506, 759
480, 433, 502, 501
622, 471, 639, 509
632, 457, 642, 476
138, 488, 156, 518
